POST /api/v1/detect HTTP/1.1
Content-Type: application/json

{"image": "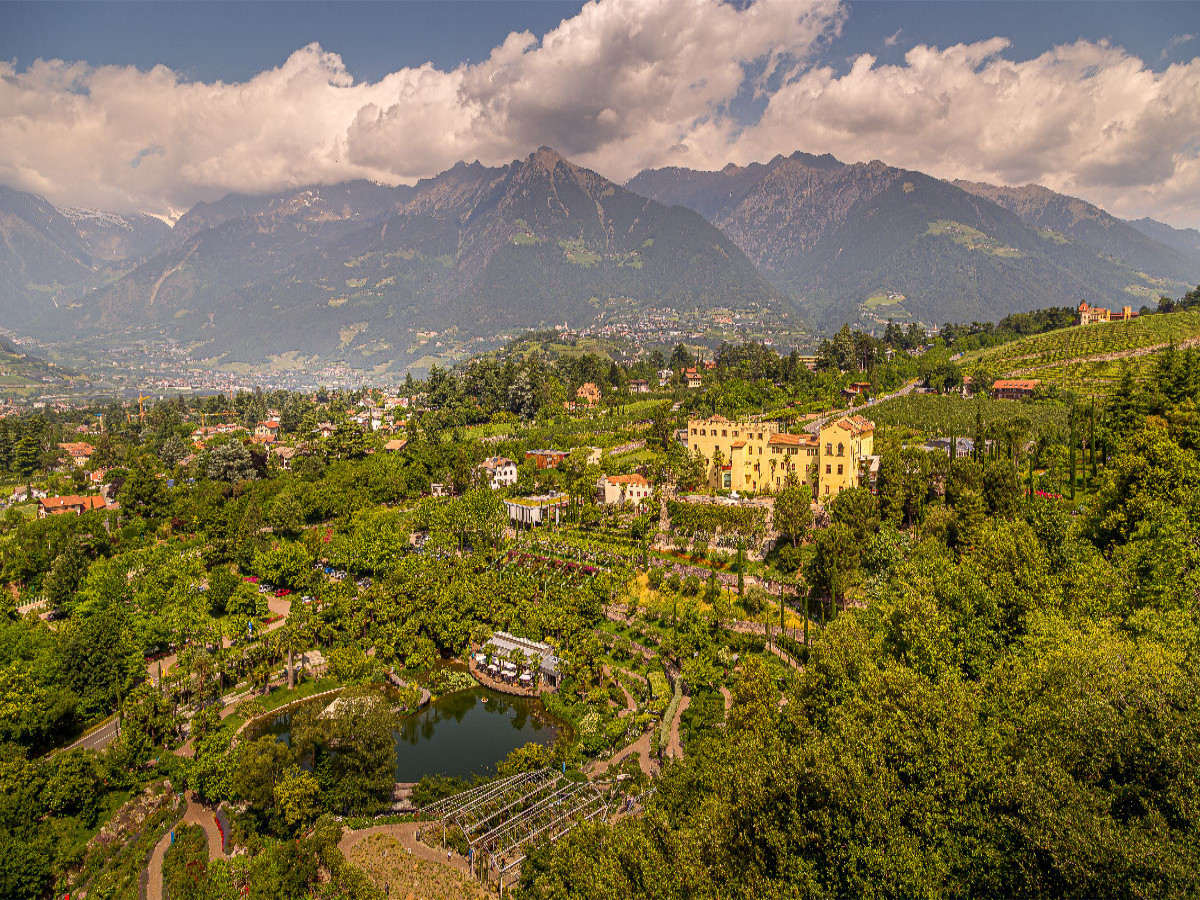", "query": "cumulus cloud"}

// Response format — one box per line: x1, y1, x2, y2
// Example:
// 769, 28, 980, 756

1, 0, 1199, 228
726, 38, 1200, 227
0, 0, 840, 217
